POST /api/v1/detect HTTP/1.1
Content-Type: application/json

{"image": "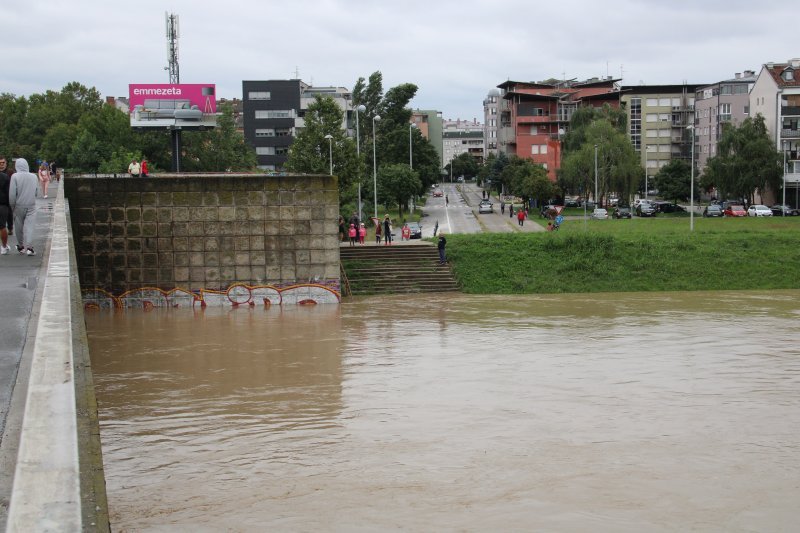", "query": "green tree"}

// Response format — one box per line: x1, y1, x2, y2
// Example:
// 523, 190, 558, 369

445, 152, 479, 180
69, 131, 102, 173
560, 118, 640, 205
654, 159, 698, 203
500, 156, 556, 204
284, 95, 359, 198
701, 115, 783, 203
40, 123, 79, 166
377, 163, 422, 219
179, 102, 257, 172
